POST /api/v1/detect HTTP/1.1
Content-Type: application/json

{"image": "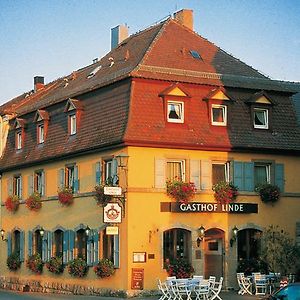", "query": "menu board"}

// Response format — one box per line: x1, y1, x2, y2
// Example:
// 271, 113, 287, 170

131, 268, 144, 290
